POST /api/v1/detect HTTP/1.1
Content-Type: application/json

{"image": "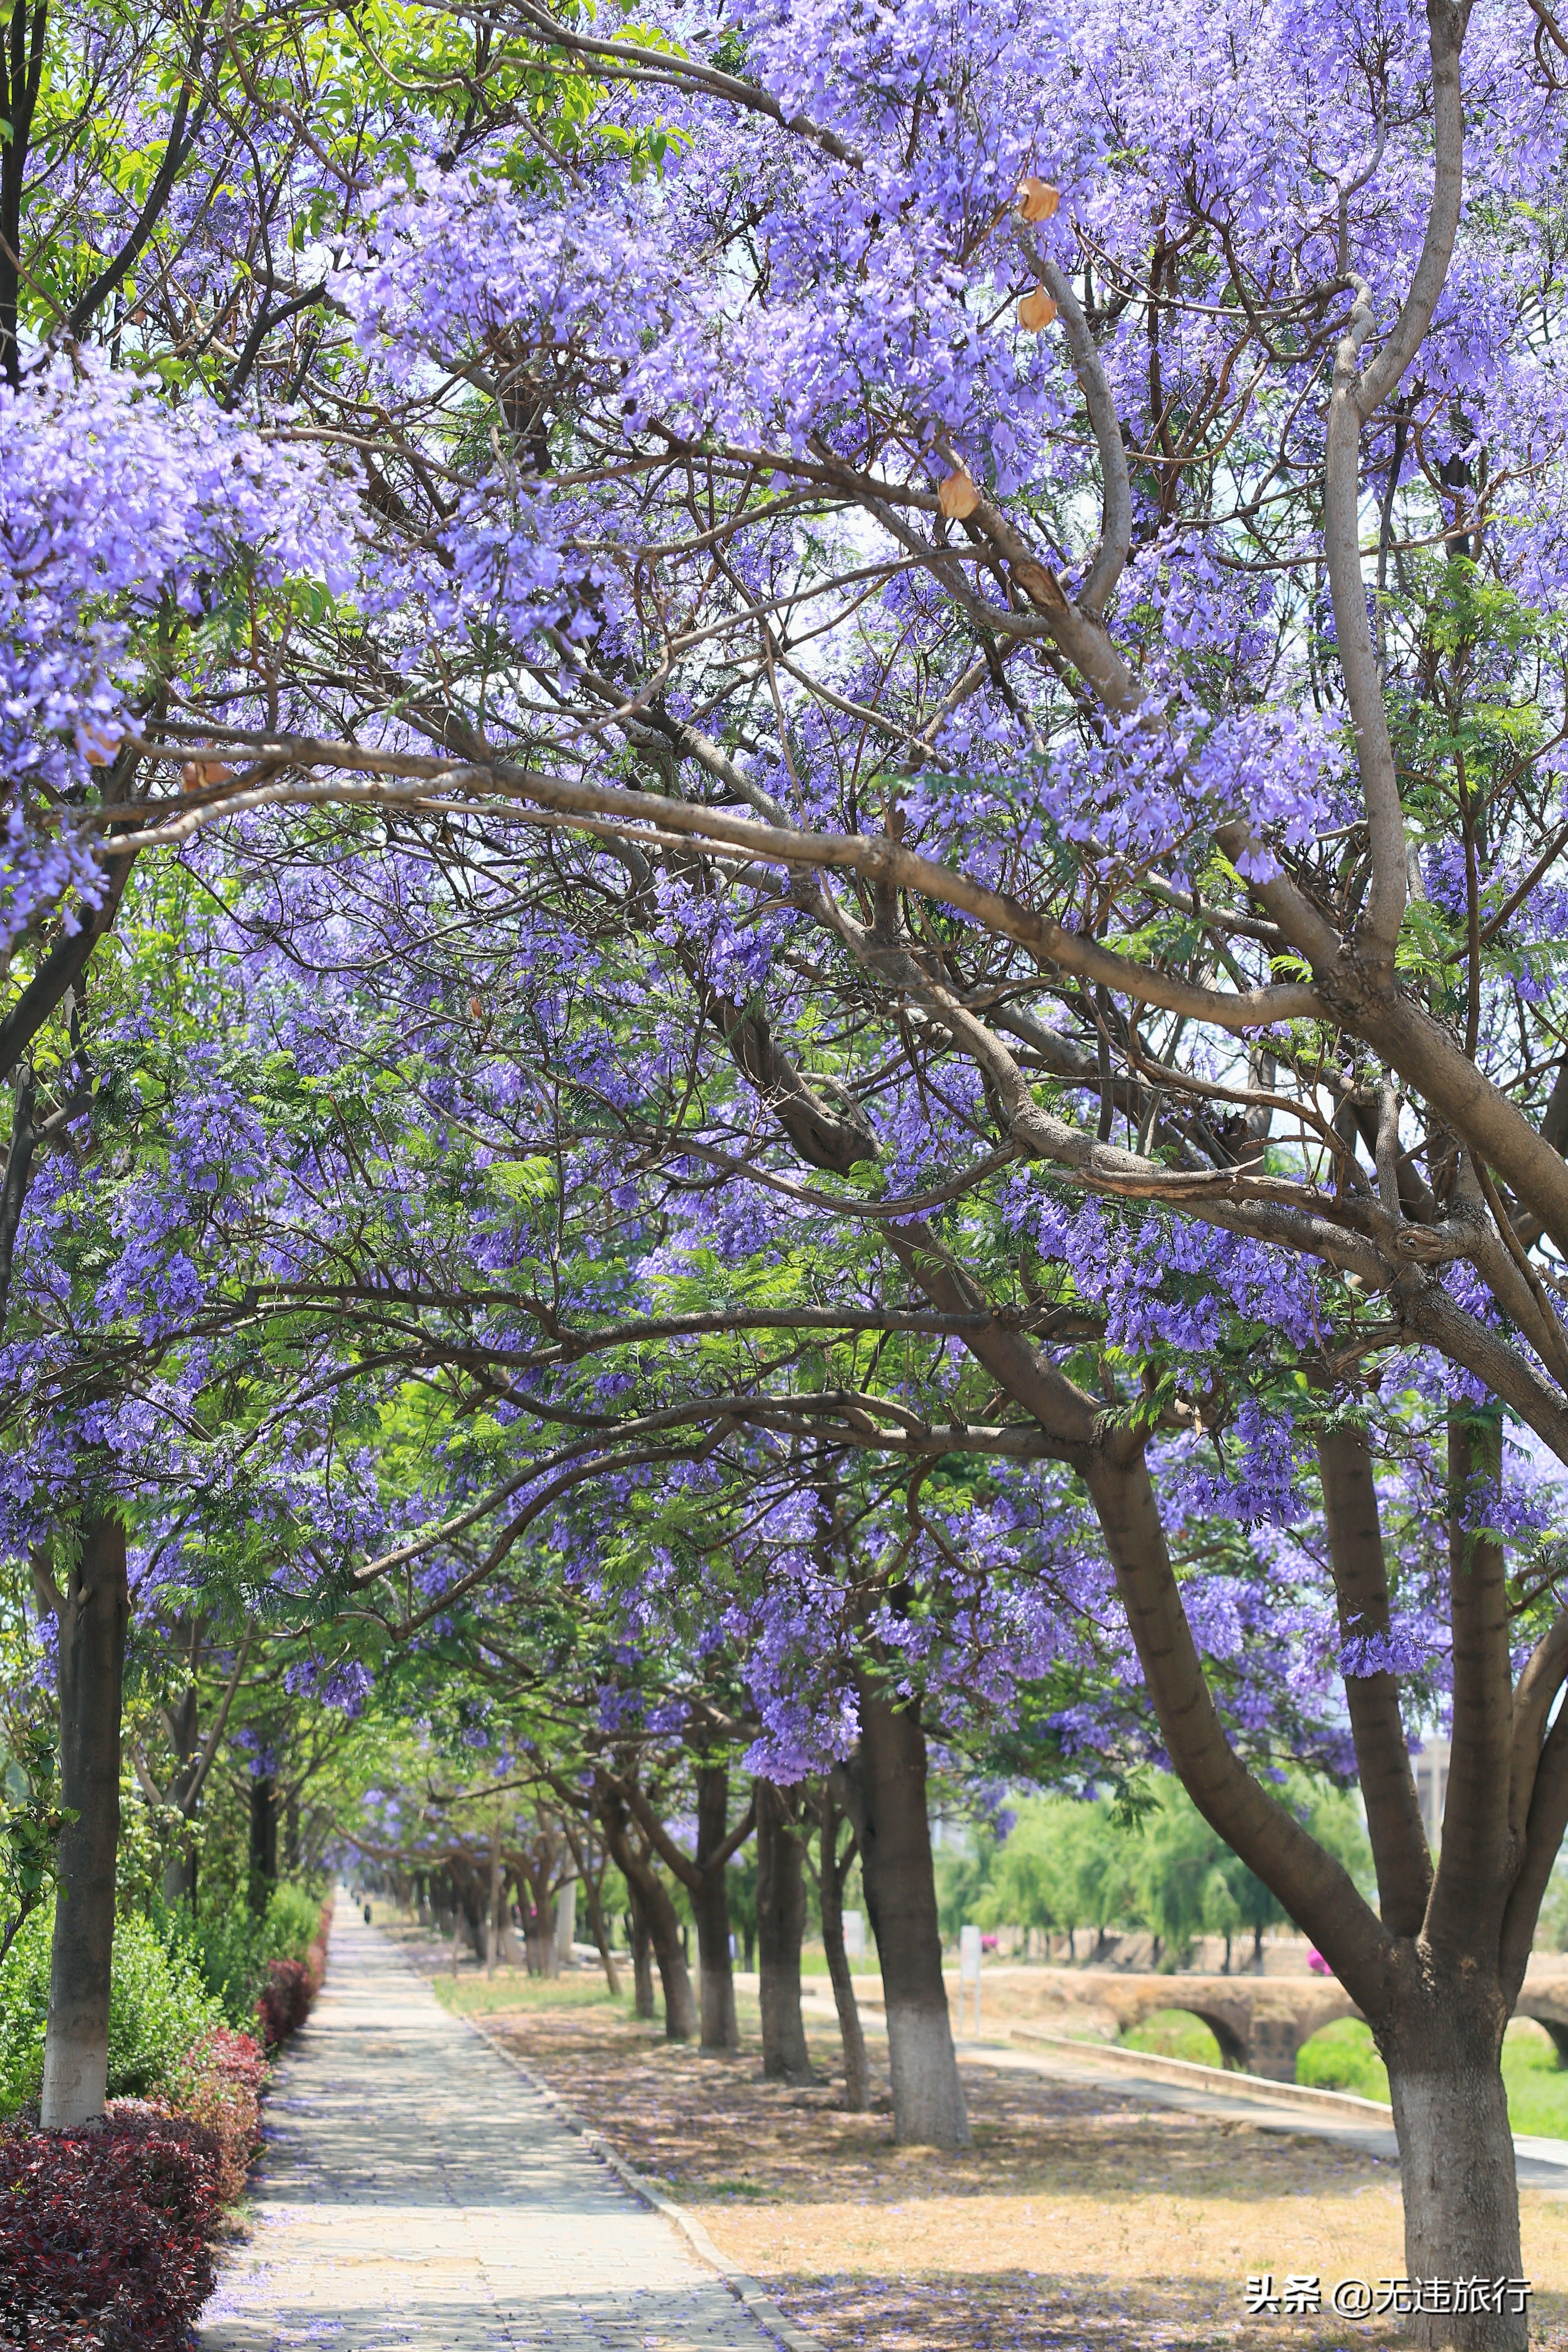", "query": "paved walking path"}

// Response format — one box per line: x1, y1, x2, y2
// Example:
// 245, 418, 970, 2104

200, 1907, 785, 2352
